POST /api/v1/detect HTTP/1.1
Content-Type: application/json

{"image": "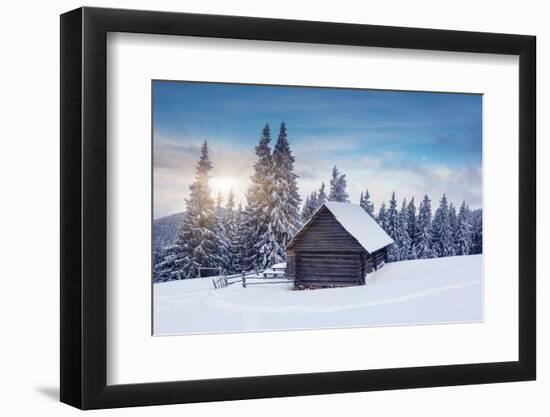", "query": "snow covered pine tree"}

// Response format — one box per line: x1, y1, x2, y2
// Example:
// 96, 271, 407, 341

455, 200, 473, 255
414, 194, 434, 259
398, 198, 412, 260
242, 124, 274, 271
360, 189, 375, 217
432, 194, 455, 258
214, 192, 231, 273
222, 190, 239, 274
449, 202, 458, 246
470, 209, 483, 254
301, 191, 319, 222
377, 202, 388, 231
406, 197, 417, 259
232, 203, 247, 274
157, 141, 220, 280
317, 182, 328, 207
266, 122, 302, 266
328, 166, 349, 202
384, 192, 406, 262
